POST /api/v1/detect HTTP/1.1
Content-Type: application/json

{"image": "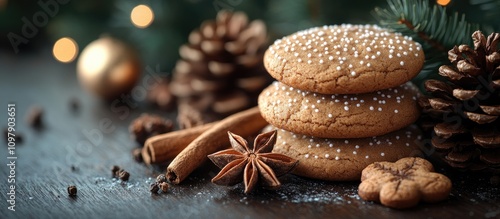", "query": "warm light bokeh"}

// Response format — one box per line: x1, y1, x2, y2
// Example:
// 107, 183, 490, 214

0, 0, 7, 10
53, 37, 78, 63
130, 4, 154, 28
437, 0, 451, 6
